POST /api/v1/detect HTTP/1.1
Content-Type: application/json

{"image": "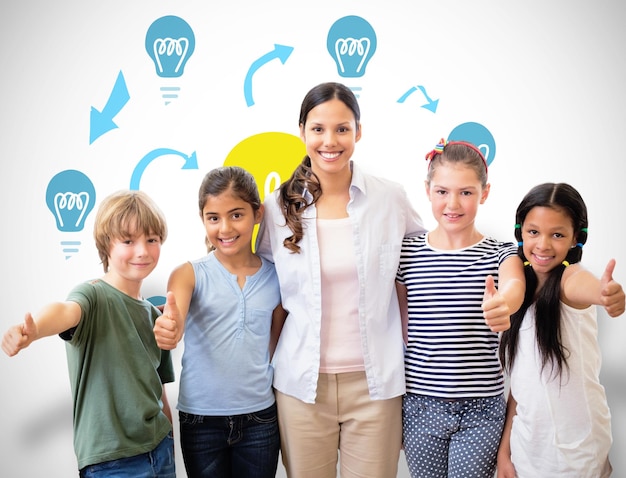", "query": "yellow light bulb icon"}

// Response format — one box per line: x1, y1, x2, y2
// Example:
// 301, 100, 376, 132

223, 132, 305, 248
